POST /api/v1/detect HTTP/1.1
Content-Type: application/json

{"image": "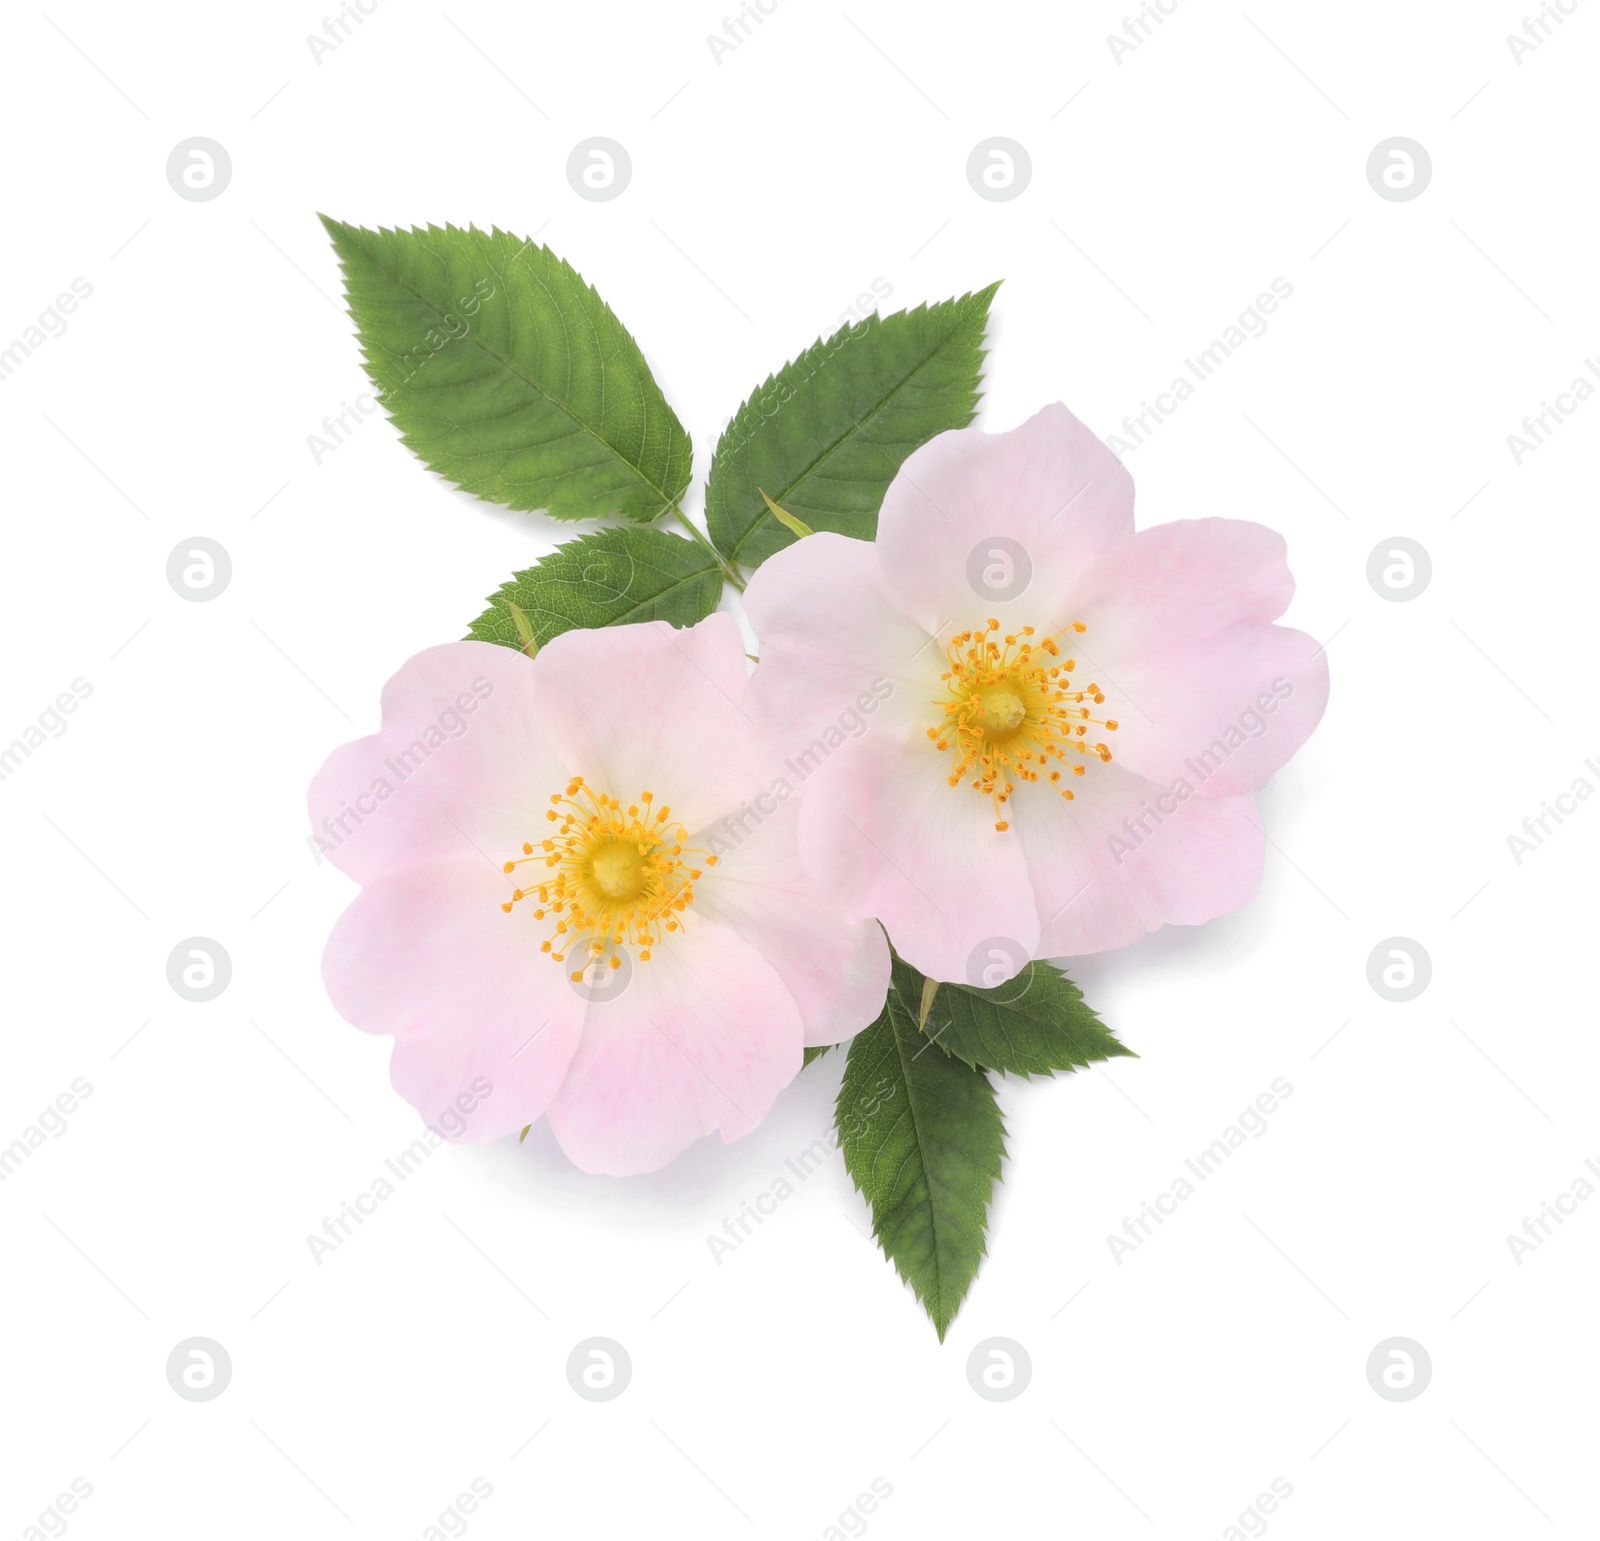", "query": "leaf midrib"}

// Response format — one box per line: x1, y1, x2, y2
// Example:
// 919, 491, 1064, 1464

528, 552, 720, 631
886, 979, 963, 1326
